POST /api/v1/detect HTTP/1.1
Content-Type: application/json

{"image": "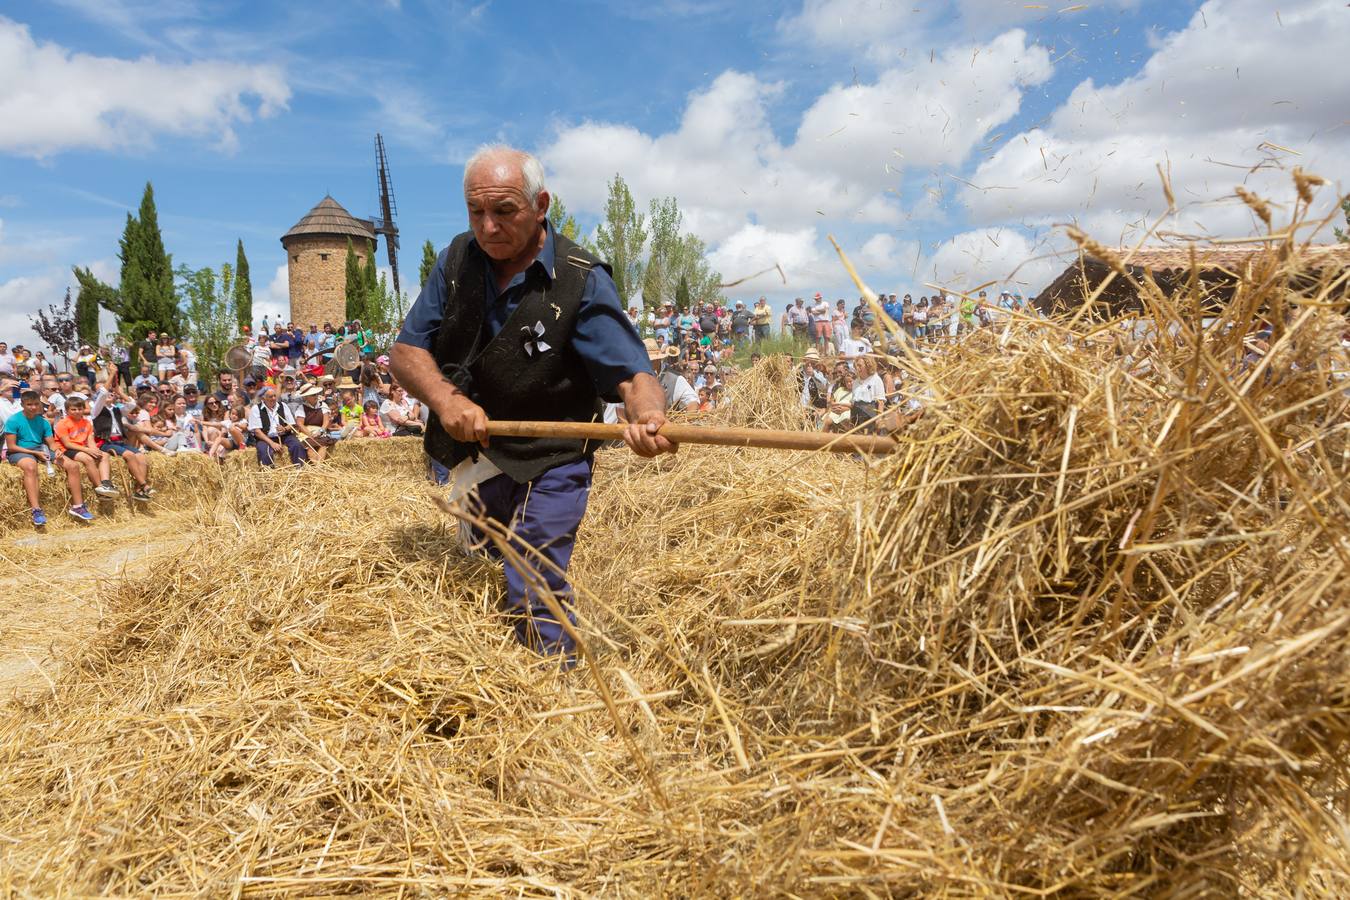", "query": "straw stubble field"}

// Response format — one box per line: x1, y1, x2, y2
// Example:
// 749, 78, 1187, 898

0, 241, 1347, 896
